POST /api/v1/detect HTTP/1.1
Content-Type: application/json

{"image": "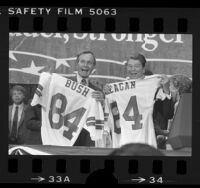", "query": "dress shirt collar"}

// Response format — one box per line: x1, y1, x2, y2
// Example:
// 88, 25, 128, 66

13, 102, 24, 110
